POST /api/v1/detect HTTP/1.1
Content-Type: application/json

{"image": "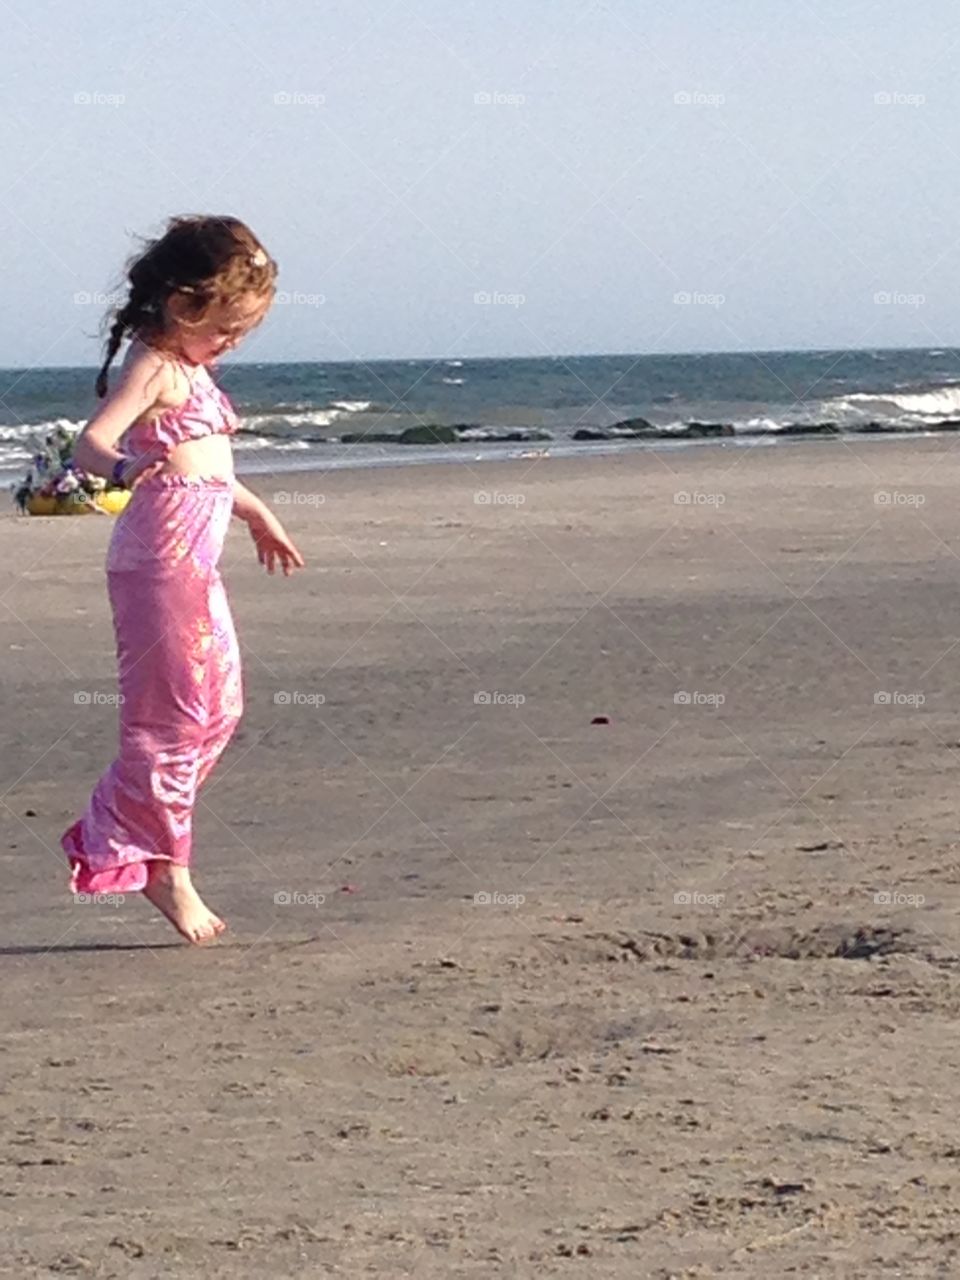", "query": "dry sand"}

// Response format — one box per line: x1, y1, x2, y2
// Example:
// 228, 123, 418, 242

4, 436, 960, 1277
